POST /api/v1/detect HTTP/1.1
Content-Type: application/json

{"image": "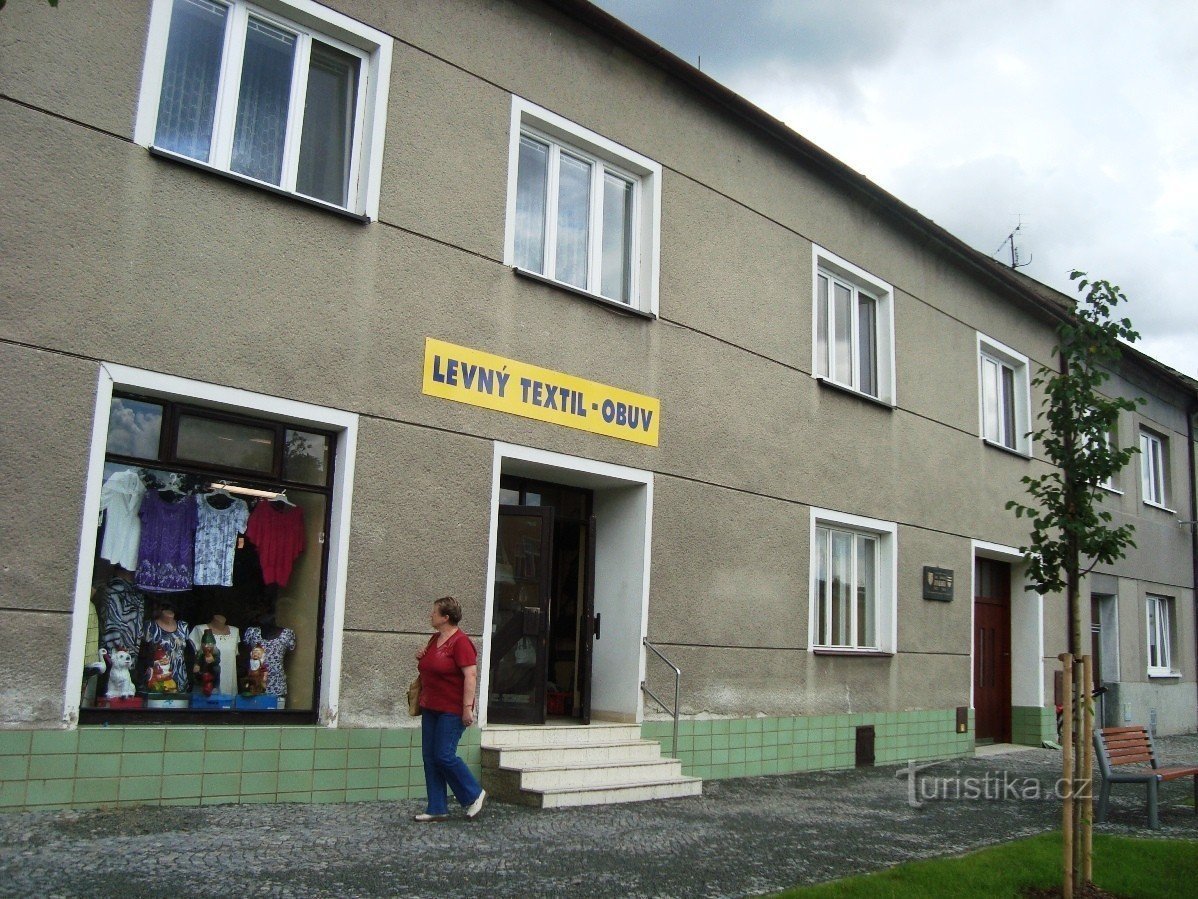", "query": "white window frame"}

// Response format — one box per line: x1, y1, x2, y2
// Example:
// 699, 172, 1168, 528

134, 0, 393, 220
808, 508, 897, 654
810, 245, 896, 405
1092, 593, 1120, 683
1093, 429, 1122, 493
65, 362, 358, 726
1145, 594, 1176, 677
503, 96, 662, 316
977, 333, 1032, 456
1139, 428, 1170, 509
